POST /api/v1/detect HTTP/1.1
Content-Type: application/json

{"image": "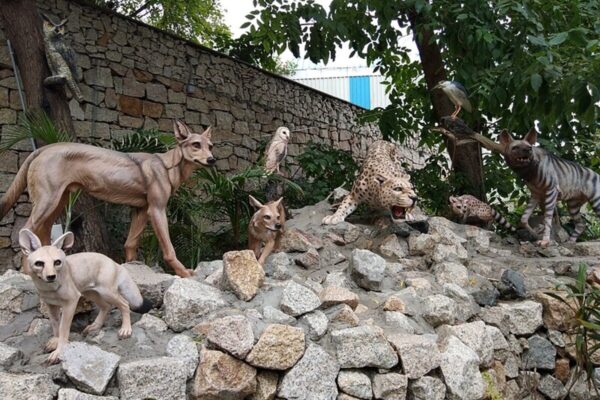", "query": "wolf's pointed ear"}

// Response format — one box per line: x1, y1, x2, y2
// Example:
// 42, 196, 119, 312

19, 229, 42, 255
449, 196, 457, 203
173, 119, 191, 142
273, 197, 284, 208
249, 195, 263, 209
202, 126, 212, 140
52, 231, 74, 251
524, 127, 538, 145
499, 129, 513, 147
